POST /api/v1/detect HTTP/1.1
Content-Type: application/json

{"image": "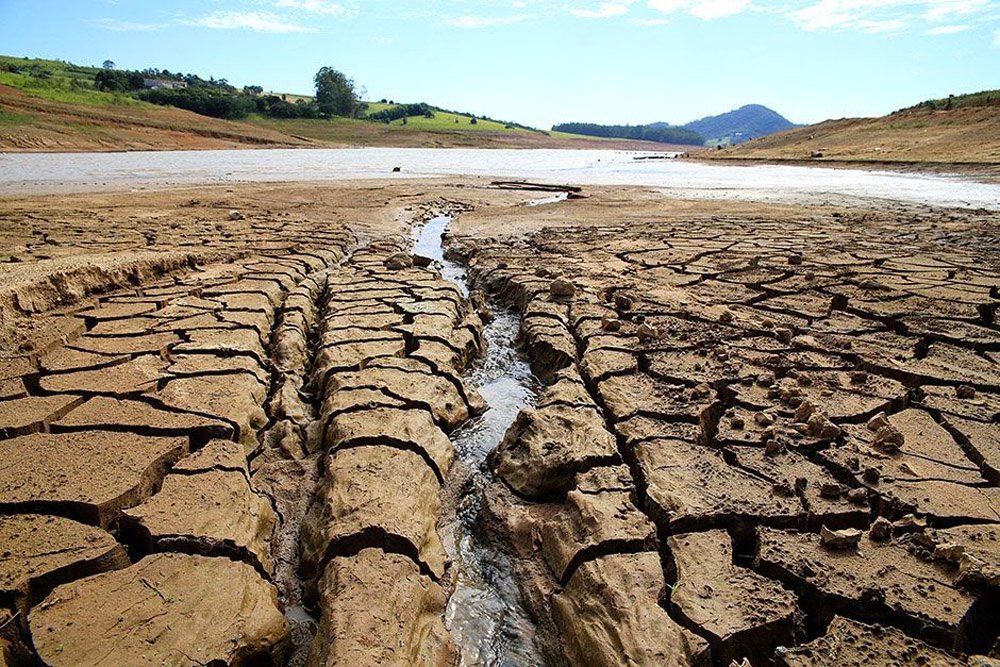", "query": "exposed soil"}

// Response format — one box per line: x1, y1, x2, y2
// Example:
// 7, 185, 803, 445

700, 104, 1000, 182
0, 85, 687, 153
0, 179, 997, 666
